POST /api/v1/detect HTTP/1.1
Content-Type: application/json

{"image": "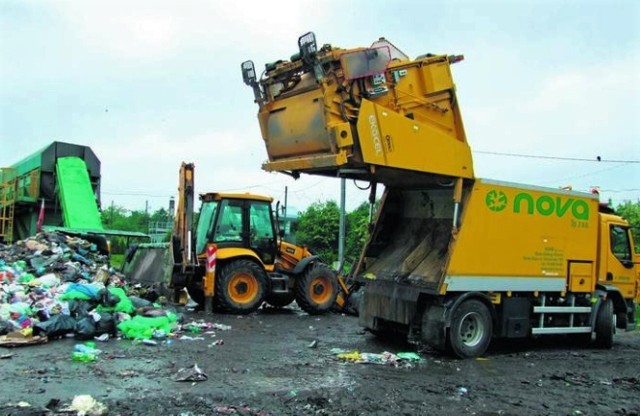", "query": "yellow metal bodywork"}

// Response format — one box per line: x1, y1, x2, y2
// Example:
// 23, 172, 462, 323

597, 213, 638, 300
277, 240, 313, 272
254, 46, 473, 181
446, 180, 599, 288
